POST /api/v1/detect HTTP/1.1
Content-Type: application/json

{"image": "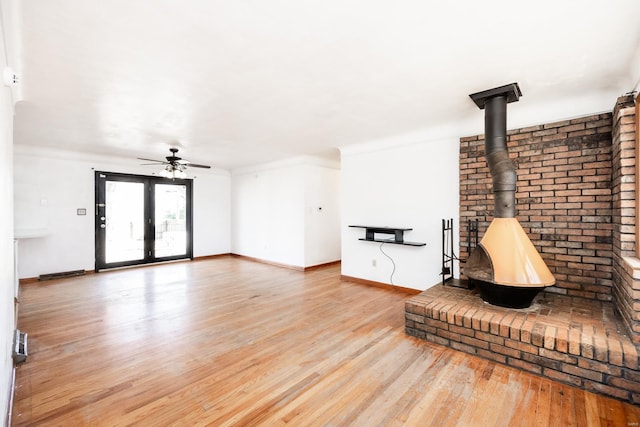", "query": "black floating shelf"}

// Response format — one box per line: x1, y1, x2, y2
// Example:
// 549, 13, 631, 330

349, 225, 426, 247
357, 238, 425, 246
